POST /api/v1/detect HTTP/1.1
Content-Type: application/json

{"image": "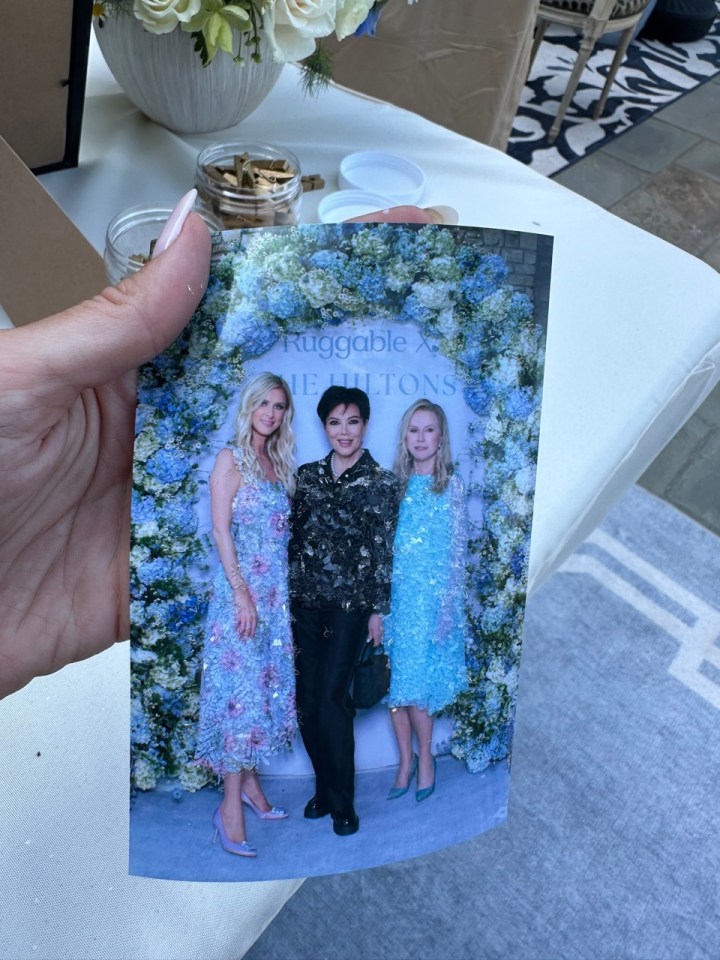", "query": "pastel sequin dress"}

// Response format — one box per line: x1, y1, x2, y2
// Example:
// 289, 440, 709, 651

195, 450, 297, 774
385, 472, 469, 715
